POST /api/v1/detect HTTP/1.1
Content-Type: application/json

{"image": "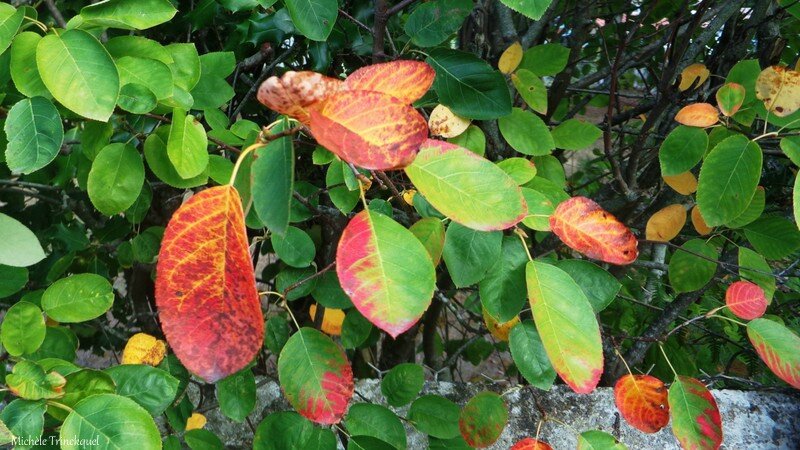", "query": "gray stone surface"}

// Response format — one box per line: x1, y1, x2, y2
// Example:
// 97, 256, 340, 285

195, 378, 800, 449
